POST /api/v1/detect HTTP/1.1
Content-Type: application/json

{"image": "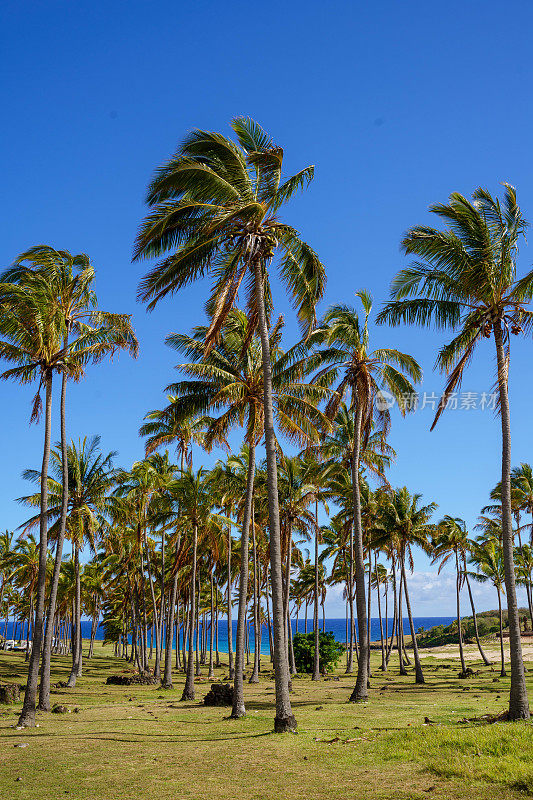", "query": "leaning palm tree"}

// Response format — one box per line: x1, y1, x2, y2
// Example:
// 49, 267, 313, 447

305, 291, 421, 701
377, 185, 532, 719
133, 118, 326, 731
